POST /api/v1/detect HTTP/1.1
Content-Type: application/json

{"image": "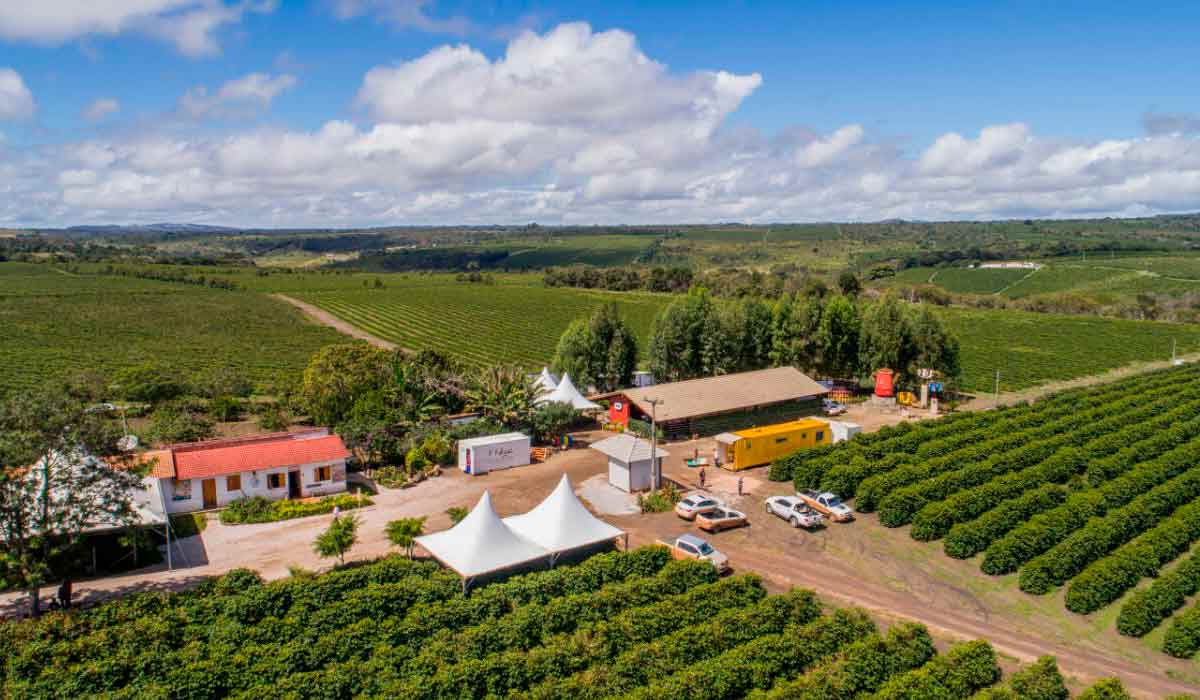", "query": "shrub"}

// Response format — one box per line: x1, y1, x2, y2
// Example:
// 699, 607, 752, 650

637, 482, 681, 513
621, 607, 878, 700
1019, 465, 1200, 594
1117, 548, 1200, 637
1007, 655, 1069, 700
405, 447, 429, 472
220, 494, 371, 525
1076, 678, 1134, 700
869, 639, 1000, 699
1163, 604, 1200, 659
943, 485, 1068, 559
748, 622, 935, 699
1065, 499, 1200, 614
983, 436, 1200, 576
